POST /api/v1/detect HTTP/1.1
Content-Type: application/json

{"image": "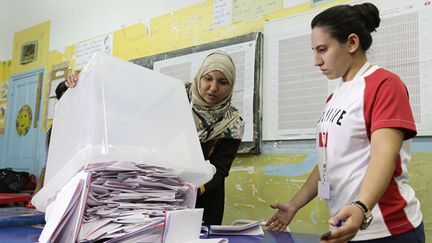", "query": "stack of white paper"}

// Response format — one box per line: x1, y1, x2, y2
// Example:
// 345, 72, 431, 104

209, 220, 264, 236
38, 171, 91, 243
39, 161, 196, 243
80, 161, 195, 242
